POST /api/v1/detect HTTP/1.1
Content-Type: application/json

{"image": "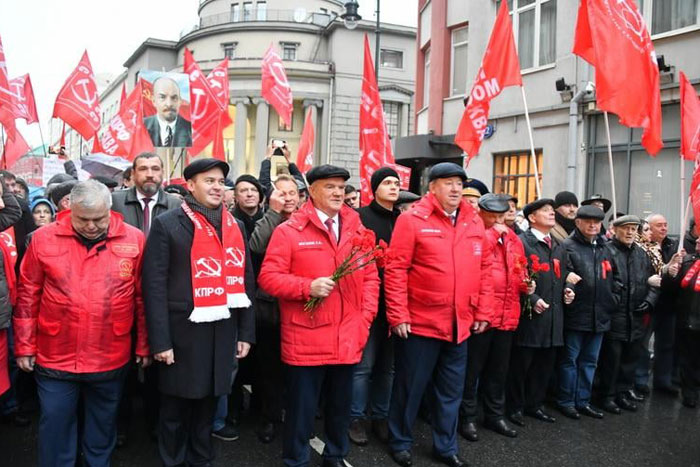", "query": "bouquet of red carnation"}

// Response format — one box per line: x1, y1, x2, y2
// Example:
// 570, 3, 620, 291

304, 231, 392, 313
523, 254, 550, 319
